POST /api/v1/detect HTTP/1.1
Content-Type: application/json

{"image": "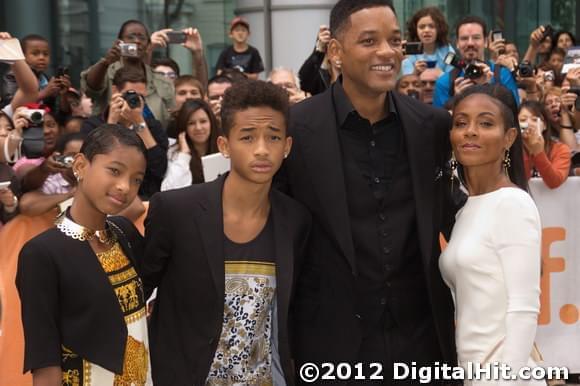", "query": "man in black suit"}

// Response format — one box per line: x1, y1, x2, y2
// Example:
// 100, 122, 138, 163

141, 80, 310, 385
279, 0, 458, 383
